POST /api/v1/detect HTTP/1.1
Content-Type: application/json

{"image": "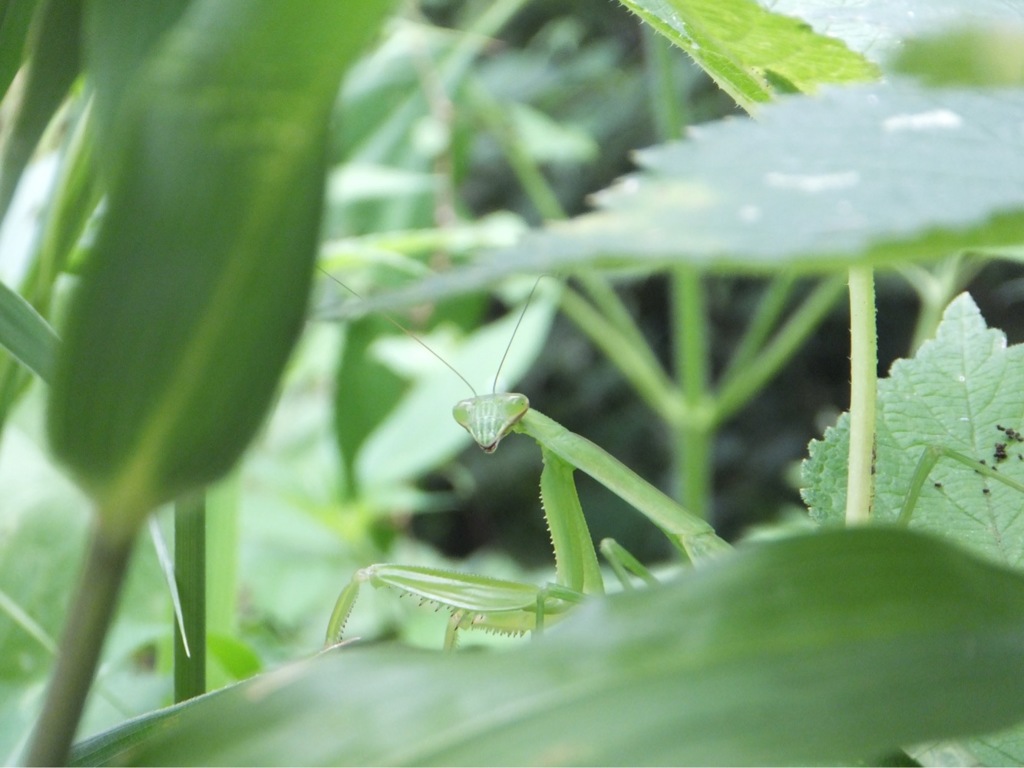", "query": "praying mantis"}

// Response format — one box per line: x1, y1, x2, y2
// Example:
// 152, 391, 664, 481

323, 275, 732, 650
